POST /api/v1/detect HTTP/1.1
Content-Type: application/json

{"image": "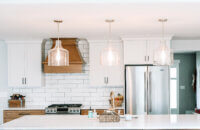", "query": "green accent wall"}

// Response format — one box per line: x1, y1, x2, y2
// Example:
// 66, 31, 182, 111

196, 52, 200, 109
174, 53, 196, 114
